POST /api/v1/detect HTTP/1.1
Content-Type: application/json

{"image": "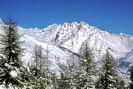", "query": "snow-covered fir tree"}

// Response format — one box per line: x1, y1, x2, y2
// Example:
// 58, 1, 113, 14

0, 19, 30, 88
56, 72, 71, 89
95, 50, 126, 89
58, 43, 97, 89
129, 65, 133, 89
73, 44, 97, 89
30, 45, 54, 89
